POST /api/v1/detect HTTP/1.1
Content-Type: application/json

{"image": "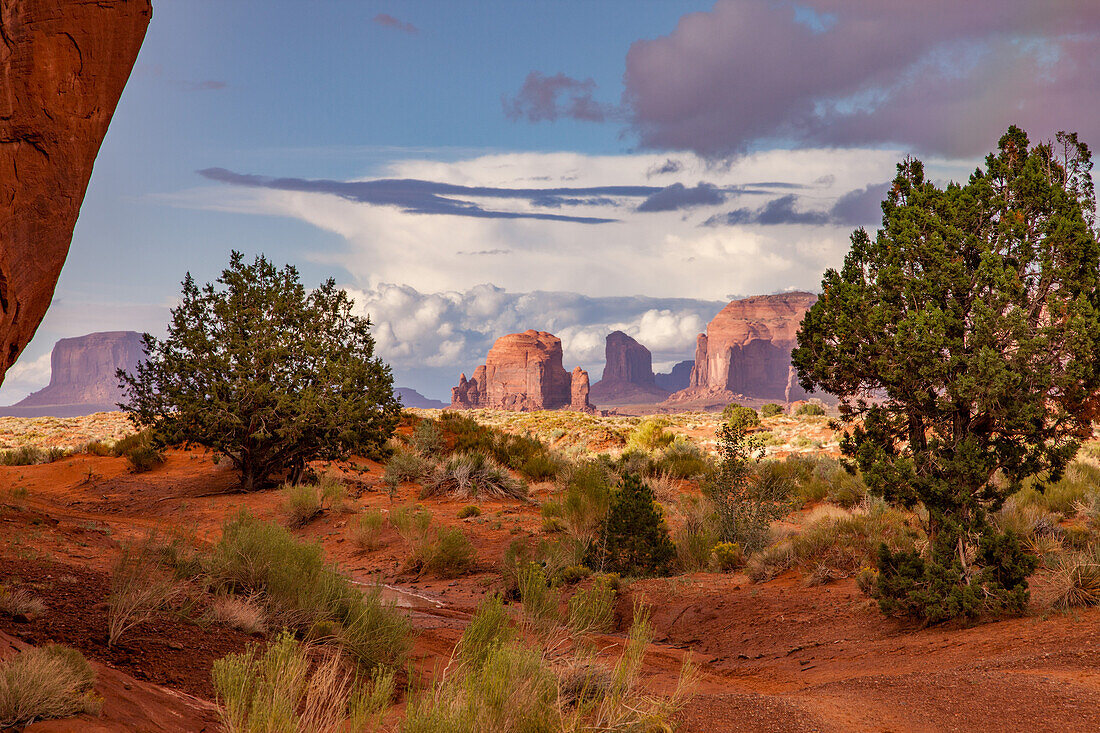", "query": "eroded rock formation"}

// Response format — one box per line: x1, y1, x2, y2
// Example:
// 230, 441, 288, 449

3, 331, 144, 416
450, 330, 591, 411
0, 0, 152, 385
666, 292, 817, 406
654, 360, 693, 392
589, 331, 669, 405
394, 387, 446, 409
570, 366, 593, 412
